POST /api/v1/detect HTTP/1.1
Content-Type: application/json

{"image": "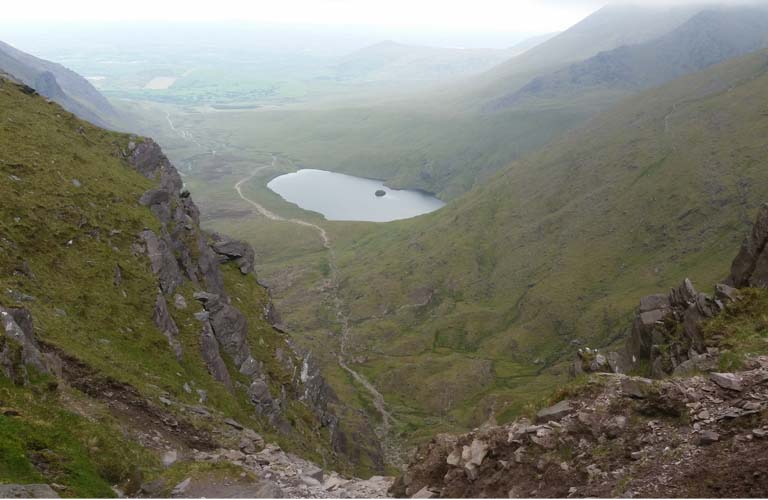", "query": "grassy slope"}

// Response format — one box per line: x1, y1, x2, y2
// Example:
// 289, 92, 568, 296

327, 50, 768, 434
0, 80, 341, 495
